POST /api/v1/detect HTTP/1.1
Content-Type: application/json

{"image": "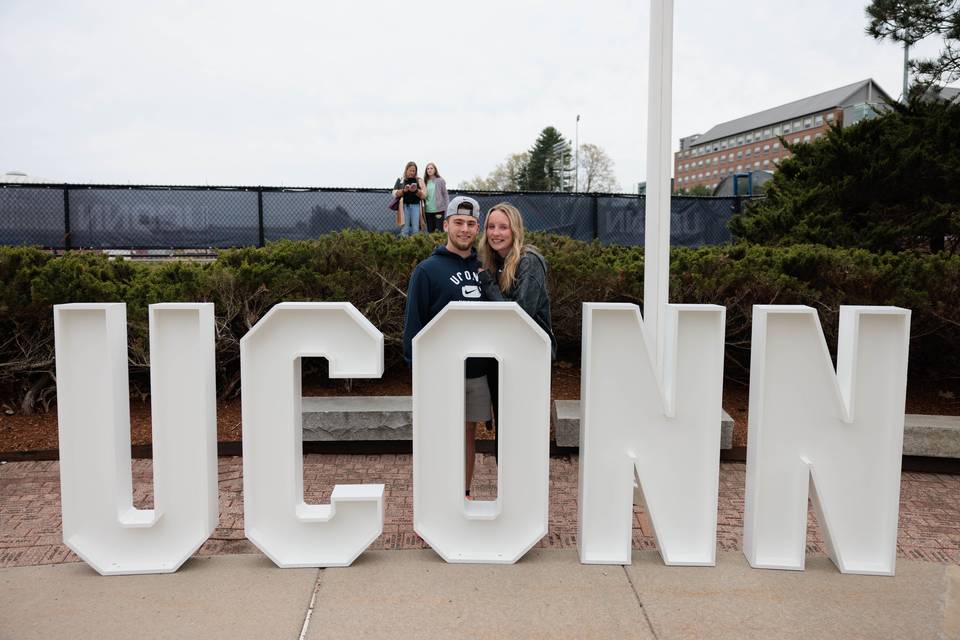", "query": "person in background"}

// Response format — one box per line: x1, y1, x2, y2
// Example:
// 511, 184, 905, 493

393, 161, 425, 236
422, 162, 449, 233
